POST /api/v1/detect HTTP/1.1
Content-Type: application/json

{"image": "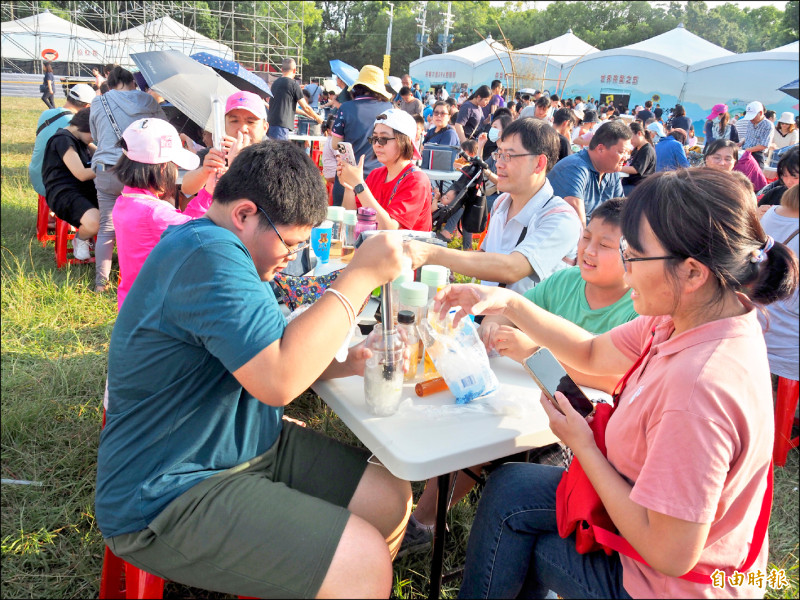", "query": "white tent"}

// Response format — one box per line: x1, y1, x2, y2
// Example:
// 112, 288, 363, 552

684, 49, 799, 125
410, 35, 509, 93
559, 25, 734, 114
622, 24, 732, 66
1, 11, 233, 75
769, 40, 799, 53
1, 10, 111, 70
471, 30, 598, 94
107, 16, 233, 66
